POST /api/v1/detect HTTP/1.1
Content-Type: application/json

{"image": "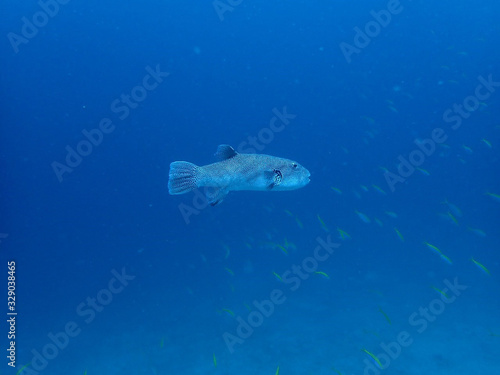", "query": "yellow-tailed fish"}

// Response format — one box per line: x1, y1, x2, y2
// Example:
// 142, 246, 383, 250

275, 365, 280, 375
224, 267, 235, 276
273, 272, 283, 282
371, 184, 387, 195
16, 364, 31, 375
223, 244, 230, 259
416, 167, 430, 176
355, 210, 371, 224
385, 211, 398, 218
276, 244, 288, 255
221, 308, 235, 317
441, 199, 462, 217
462, 145, 473, 153
331, 366, 343, 375
317, 214, 329, 232
363, 329, 381, 339
424, 242, 452, 264
315, 271, 330, 279
337, 227, 351, 240
362, 349, 383, 369
394, 227, 404, 242
378, 306, 391, 325
360, 185, 369, 192
447, 212, 459, 226
431, 285, 450, 299
331, 186, 342, 194
439, 253, 453, 265
482, 139, 492, 148
244, 303, 251, 311
485, 192, 500, 203
295, 216, 303, 229
468, 227, 486, 237
213, 353, 217, 367
284, 209, 294, 217
471, 258, 490, 275
424, 242, 442, 254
